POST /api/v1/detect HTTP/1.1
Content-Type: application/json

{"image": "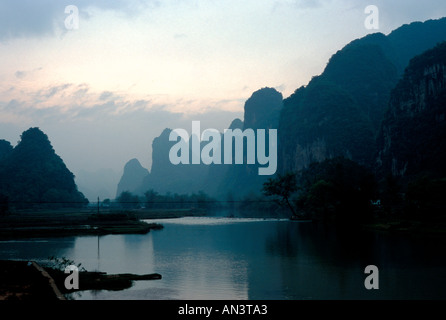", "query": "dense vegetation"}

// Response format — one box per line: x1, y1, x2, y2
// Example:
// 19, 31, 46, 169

278, 18, 446, 174
265, 40, 446, 225
264, 158, 377, 224
115, 189, 217, 211
0, 128, 88, 212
